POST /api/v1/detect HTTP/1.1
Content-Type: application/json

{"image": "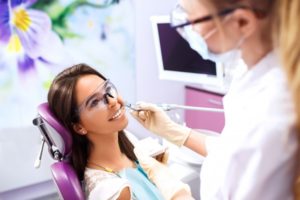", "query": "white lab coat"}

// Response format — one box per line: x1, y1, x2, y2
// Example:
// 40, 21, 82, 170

201, 52, 298, 200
